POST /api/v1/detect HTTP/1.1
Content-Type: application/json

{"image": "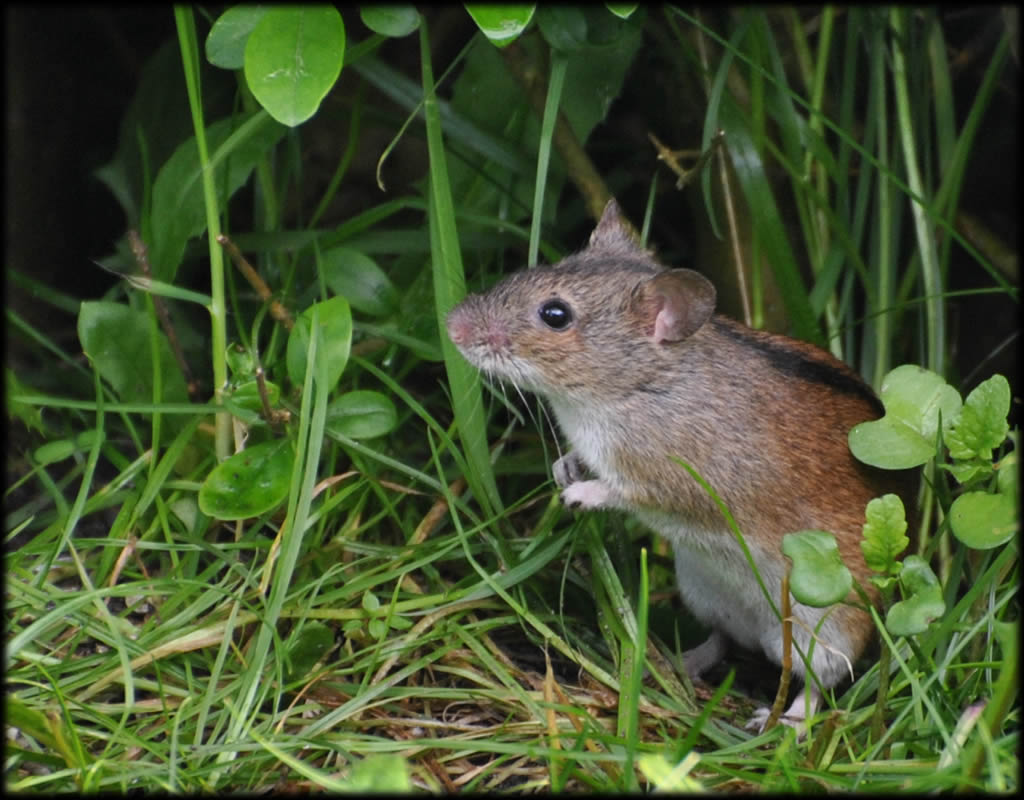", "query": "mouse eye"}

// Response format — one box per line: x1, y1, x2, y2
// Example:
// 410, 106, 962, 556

538, 299, 573, 330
